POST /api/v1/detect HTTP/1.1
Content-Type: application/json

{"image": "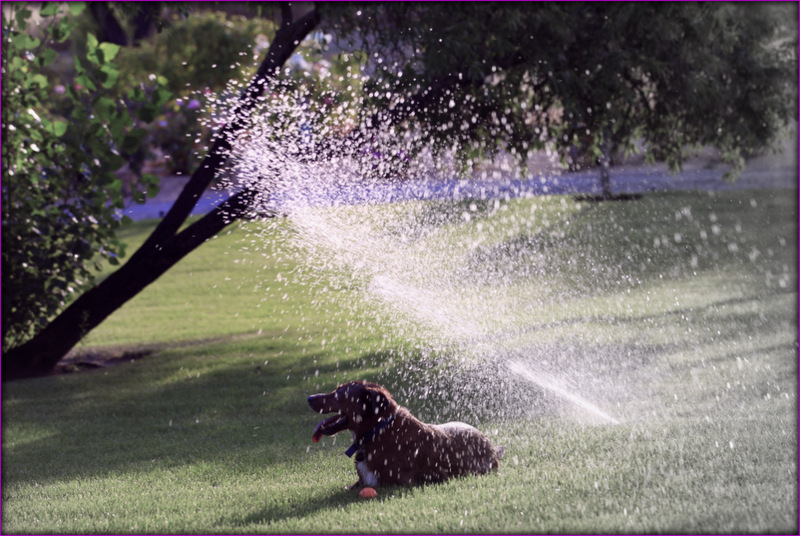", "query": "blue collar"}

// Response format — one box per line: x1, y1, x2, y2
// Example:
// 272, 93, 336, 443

345, 413, 396, 458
